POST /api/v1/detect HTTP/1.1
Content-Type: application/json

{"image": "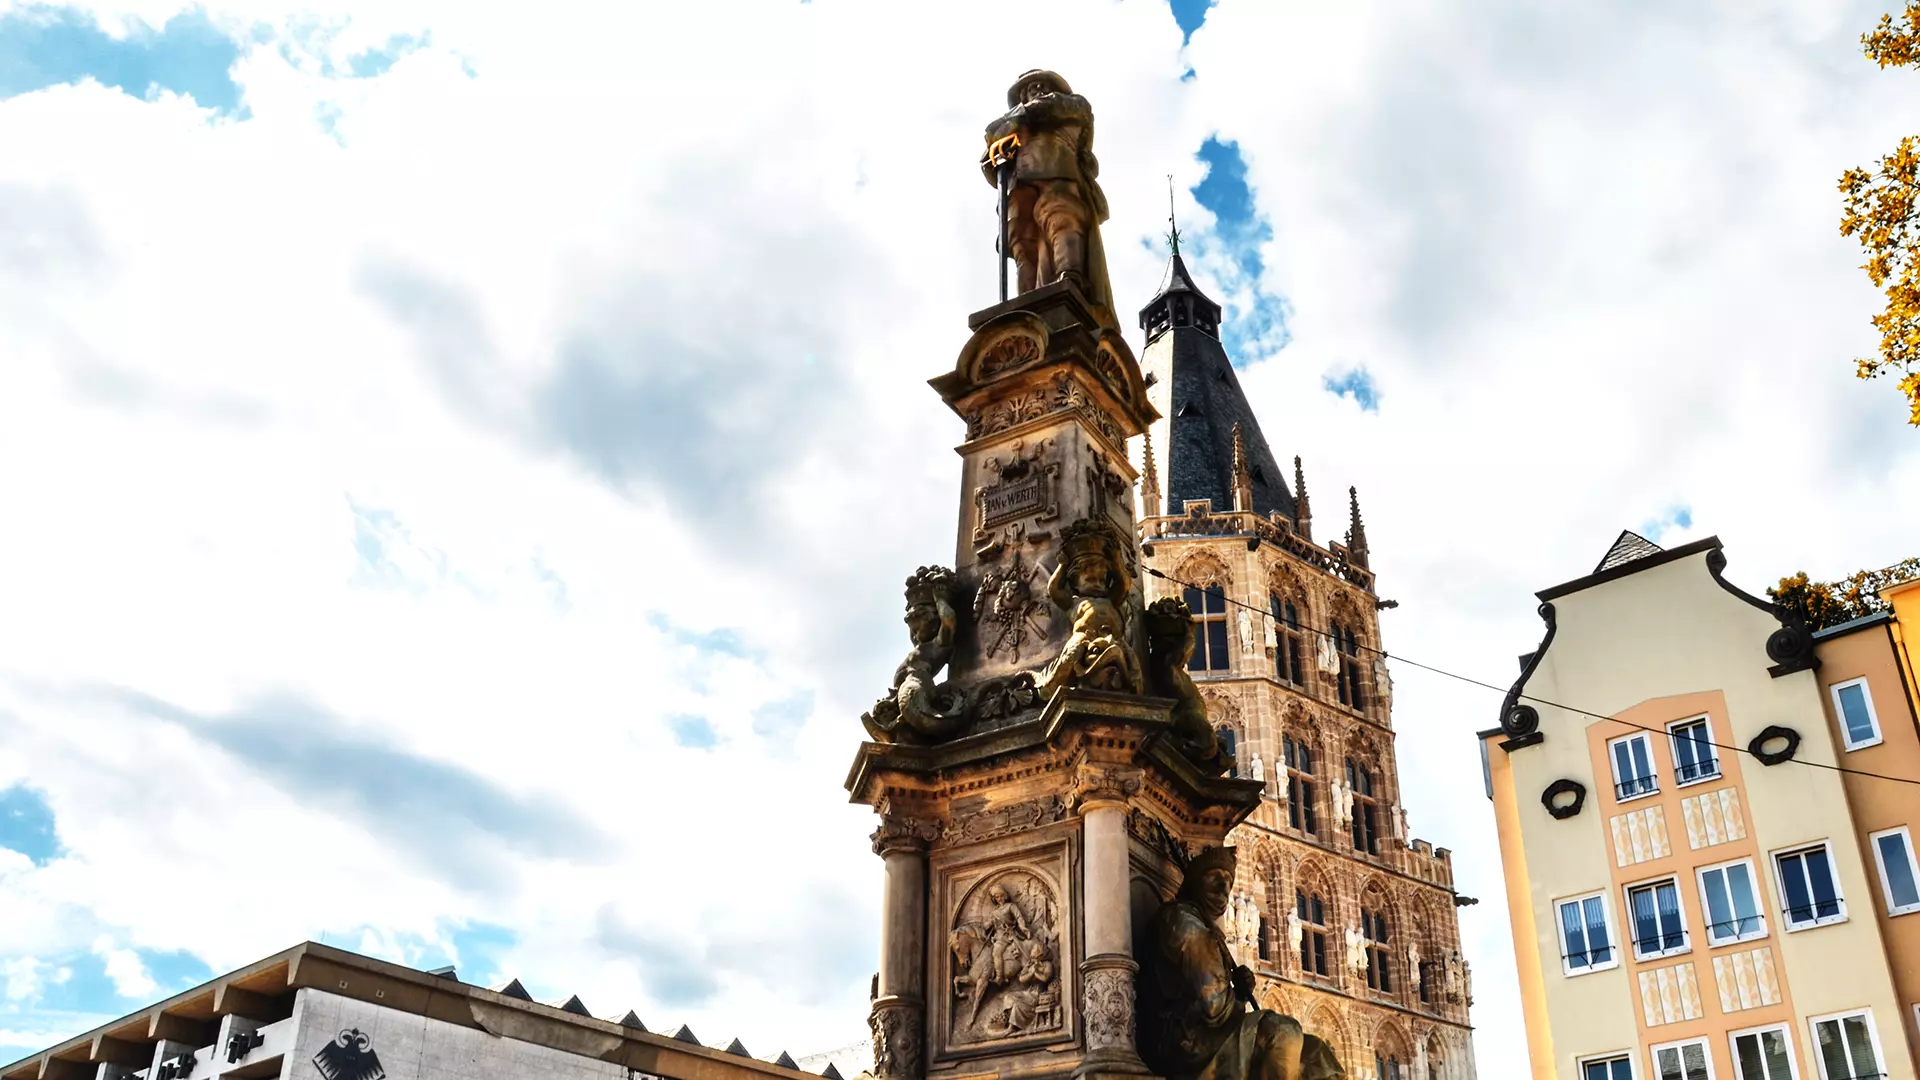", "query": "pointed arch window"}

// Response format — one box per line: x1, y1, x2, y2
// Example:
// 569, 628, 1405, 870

1374, 1054, 1403, 1080
1270, 594, 1304, 685
1284, 735, 1318, 835
1296, 889, 1329, 977
1362, 906, 1393, 993
1347, 758, 1379, 855
1257, 915, 1270, 961
1216, 724, 1239, 776
1330, 622, 1367, 711
1184, 584, 1230, 673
